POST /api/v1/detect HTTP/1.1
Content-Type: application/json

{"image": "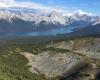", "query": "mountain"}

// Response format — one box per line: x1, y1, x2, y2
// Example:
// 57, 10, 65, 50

0, 8, 100, 35
55, 23, 100, 40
